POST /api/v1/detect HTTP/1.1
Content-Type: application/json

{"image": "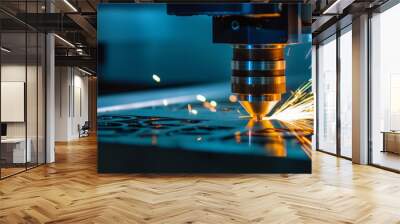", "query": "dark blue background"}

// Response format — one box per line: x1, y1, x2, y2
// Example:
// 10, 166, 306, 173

98, 4, 311, 95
